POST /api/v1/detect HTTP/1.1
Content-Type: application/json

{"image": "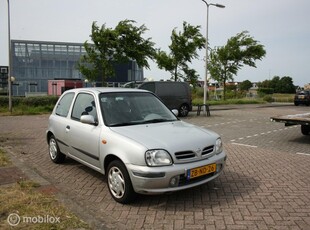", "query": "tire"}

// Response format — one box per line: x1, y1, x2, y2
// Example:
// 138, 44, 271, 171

49, 135, 66, 163
107, 160, 136, 204
301, 125, 310, 135
178, 104, 189, 117
294, 101, 299, 106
